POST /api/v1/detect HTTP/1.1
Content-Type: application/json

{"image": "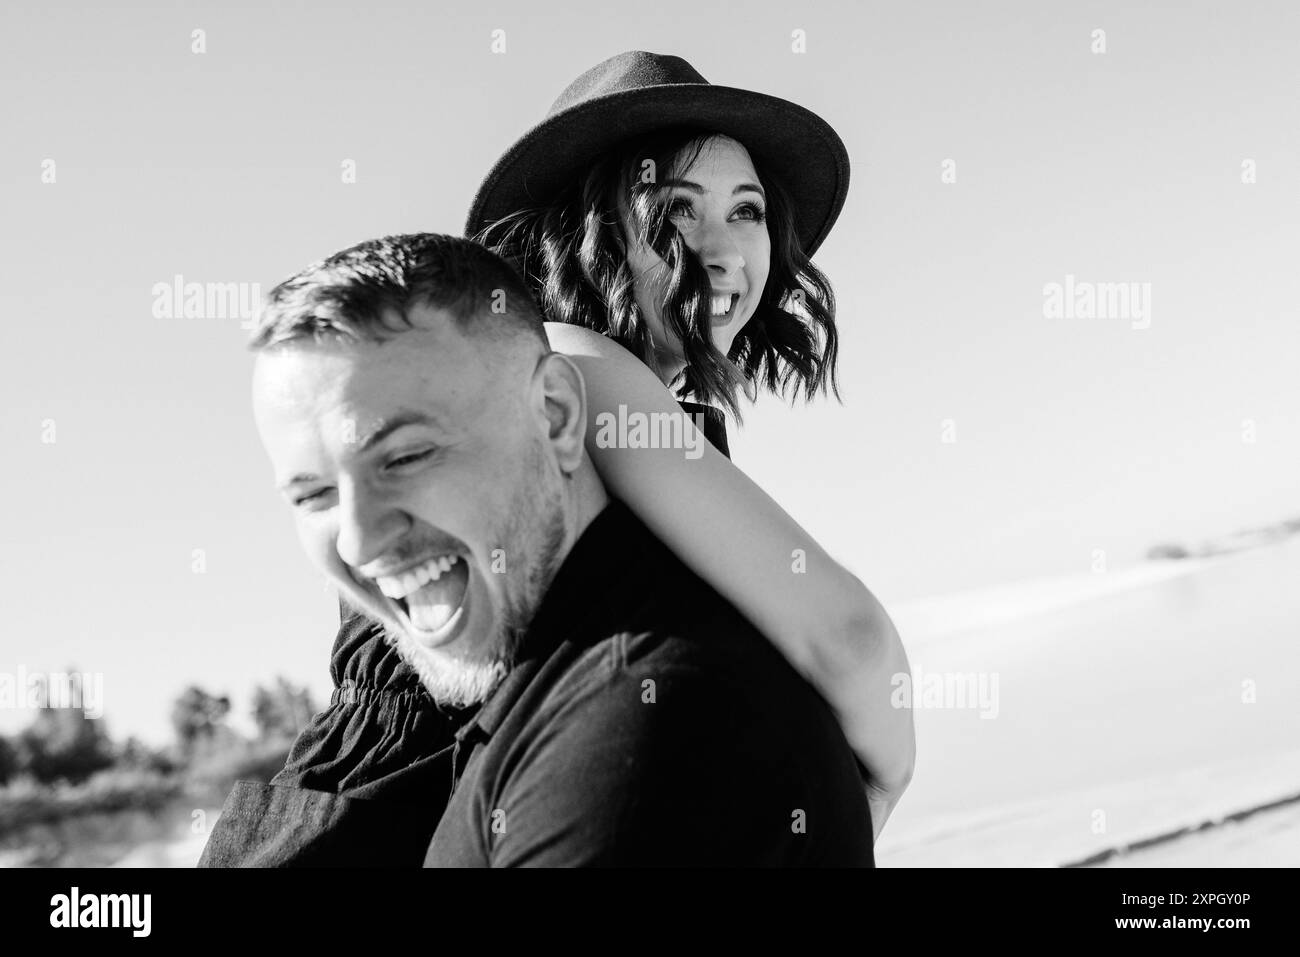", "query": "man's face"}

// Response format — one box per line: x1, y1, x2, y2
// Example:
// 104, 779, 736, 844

252, 305, 568, 705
